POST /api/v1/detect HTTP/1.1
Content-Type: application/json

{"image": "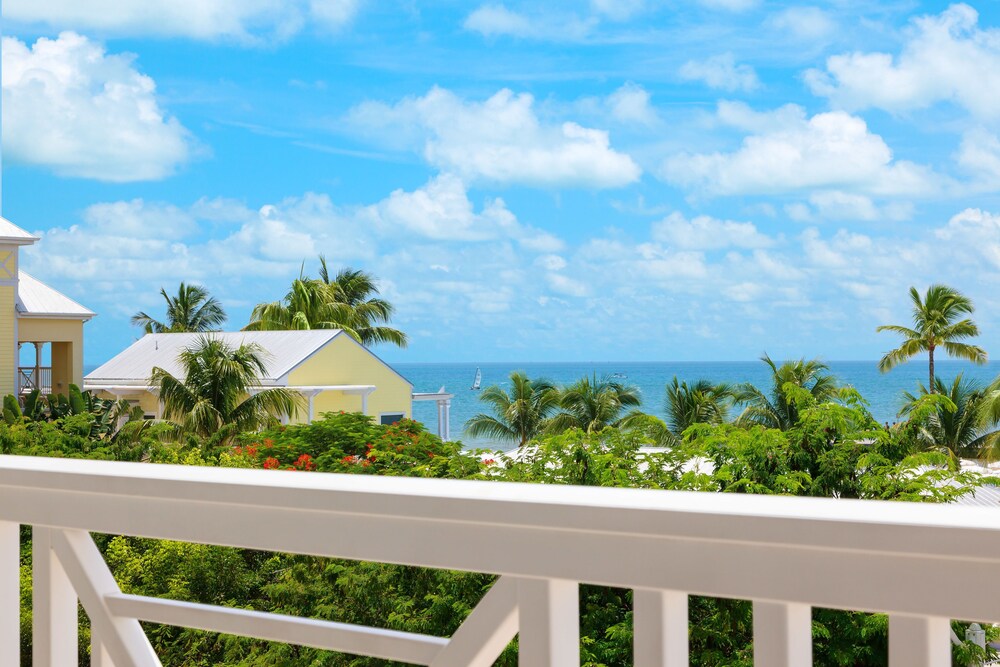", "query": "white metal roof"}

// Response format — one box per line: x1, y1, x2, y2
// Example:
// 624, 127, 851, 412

85, 330, 344, 385
0, 217, 38, 245
16, 271, 95, 319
